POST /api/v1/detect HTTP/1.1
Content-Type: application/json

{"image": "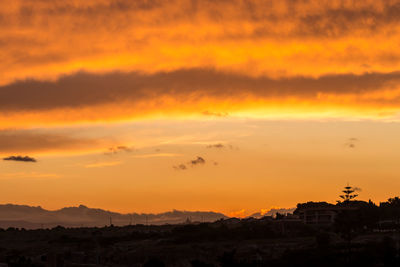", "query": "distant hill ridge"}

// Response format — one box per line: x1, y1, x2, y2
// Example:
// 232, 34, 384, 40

0, 204, 228, 229
249, 207, 296, 218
